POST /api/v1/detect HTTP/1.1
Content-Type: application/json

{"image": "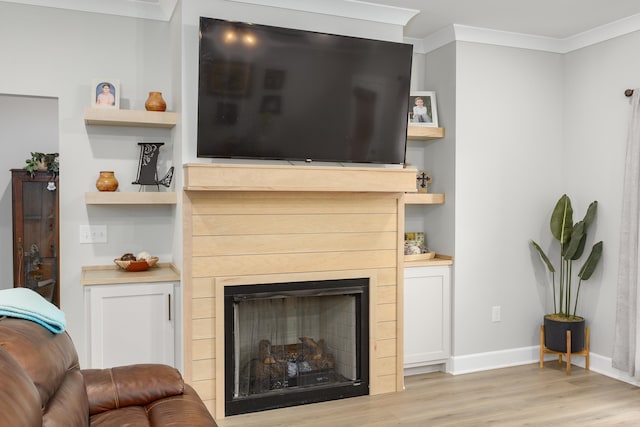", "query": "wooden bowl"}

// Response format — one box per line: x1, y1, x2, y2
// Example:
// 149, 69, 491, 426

114, 256, 159, 272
